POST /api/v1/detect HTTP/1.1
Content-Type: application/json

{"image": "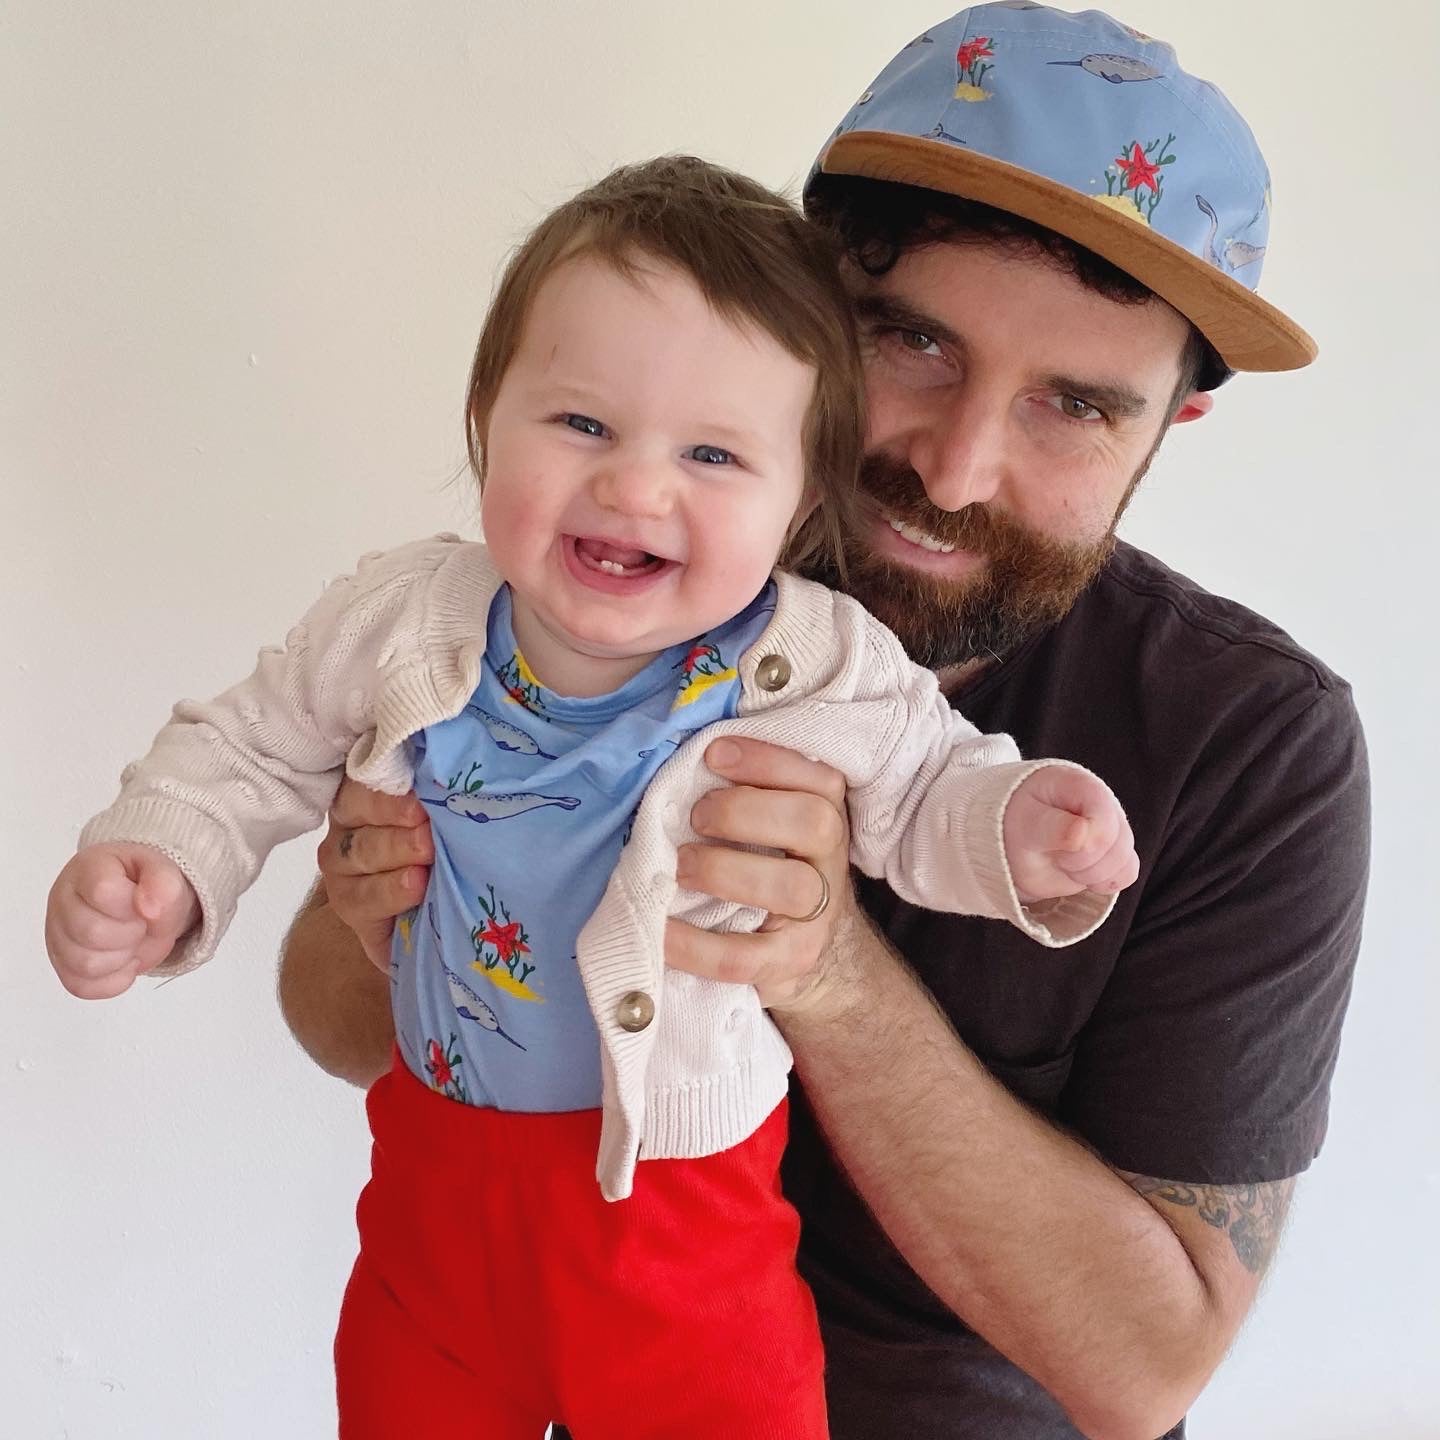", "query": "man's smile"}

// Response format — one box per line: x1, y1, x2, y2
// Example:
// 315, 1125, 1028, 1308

862, 504, 988, 581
